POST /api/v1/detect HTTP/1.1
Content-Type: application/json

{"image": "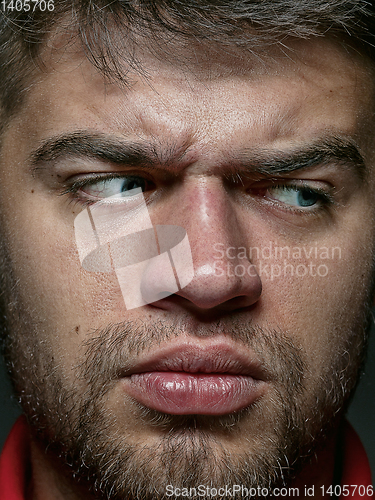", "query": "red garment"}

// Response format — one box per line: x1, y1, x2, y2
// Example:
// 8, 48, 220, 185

0, 417, 29, 500
0, 417, 372, 499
